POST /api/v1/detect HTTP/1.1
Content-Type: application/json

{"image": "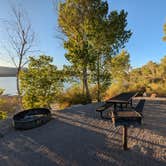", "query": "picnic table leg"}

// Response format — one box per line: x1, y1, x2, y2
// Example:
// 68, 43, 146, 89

120, 103, 123, 110
122, 125, 128, 150
130, 99, 133, 107
114, 103, 117, 111
100, 112, 103, 118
